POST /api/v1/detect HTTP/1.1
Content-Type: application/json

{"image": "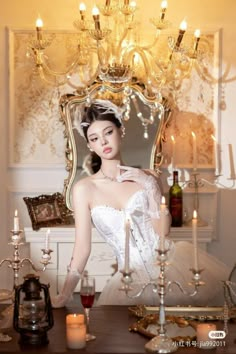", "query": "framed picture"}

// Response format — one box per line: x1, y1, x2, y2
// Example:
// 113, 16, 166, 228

23, 192, 73, 230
